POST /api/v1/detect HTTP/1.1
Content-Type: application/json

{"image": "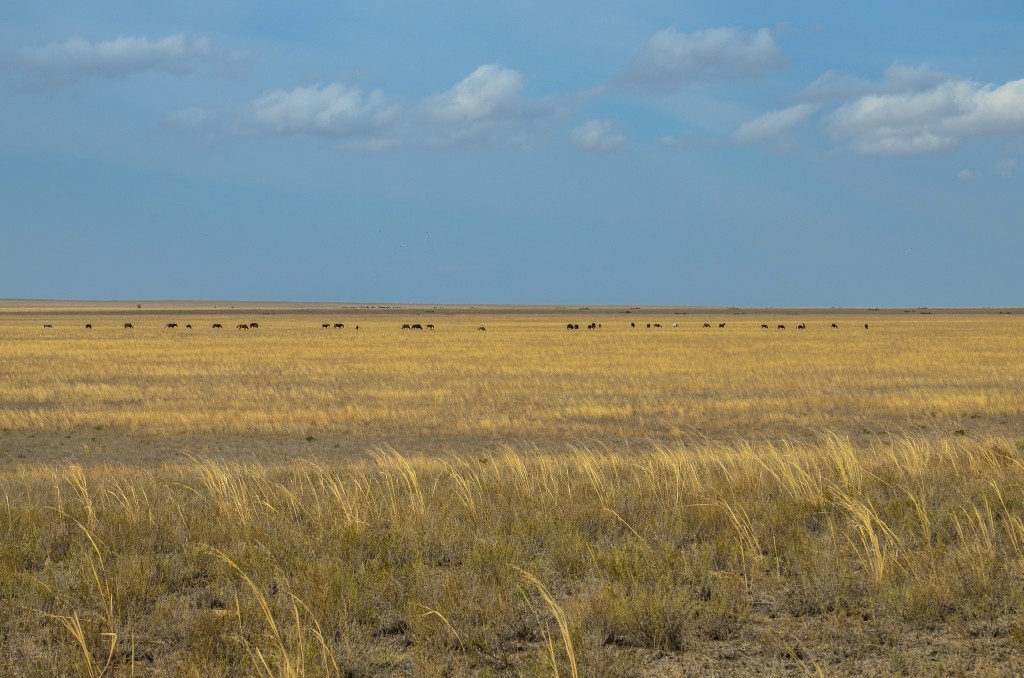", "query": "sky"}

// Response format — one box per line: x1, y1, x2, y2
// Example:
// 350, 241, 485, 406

2, 1, 1022, 306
